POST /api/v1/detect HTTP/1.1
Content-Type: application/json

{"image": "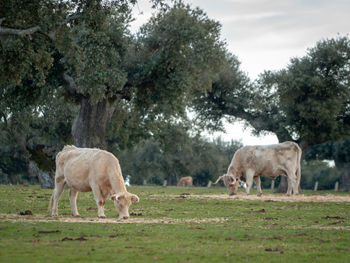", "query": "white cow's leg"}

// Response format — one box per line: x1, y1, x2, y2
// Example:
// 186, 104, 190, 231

245, 169, 255, 195
293, 170, 300, 195
286, 171, 297, 196
92, 187, 106, 218
51, 176, 65, 216
69, 188, 80, 217
290, 172, 297, 195
254, 176, 262, 196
